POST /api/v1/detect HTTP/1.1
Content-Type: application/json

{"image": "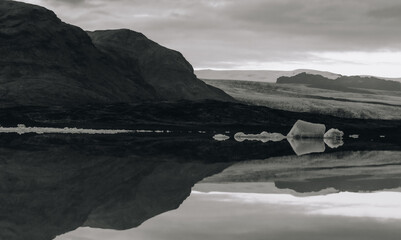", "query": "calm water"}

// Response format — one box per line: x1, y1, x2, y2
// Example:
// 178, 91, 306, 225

1, 132, 400, 240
